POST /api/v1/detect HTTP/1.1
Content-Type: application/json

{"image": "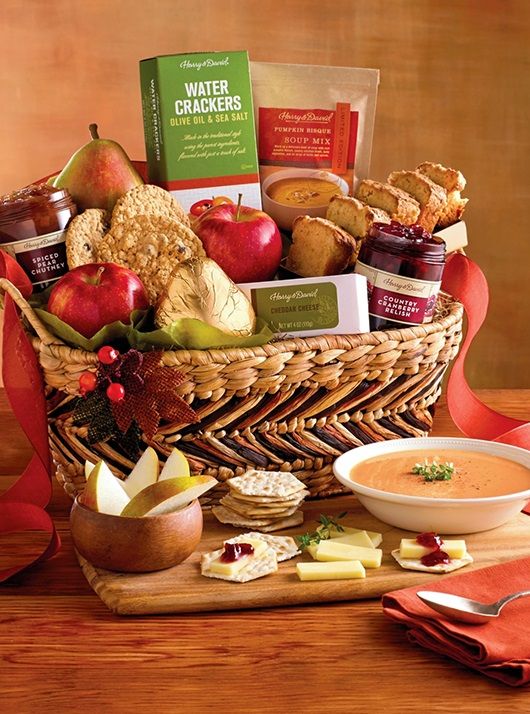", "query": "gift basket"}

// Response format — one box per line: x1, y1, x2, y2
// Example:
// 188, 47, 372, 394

0, 55, 467, 511
0, 266, 463, 507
